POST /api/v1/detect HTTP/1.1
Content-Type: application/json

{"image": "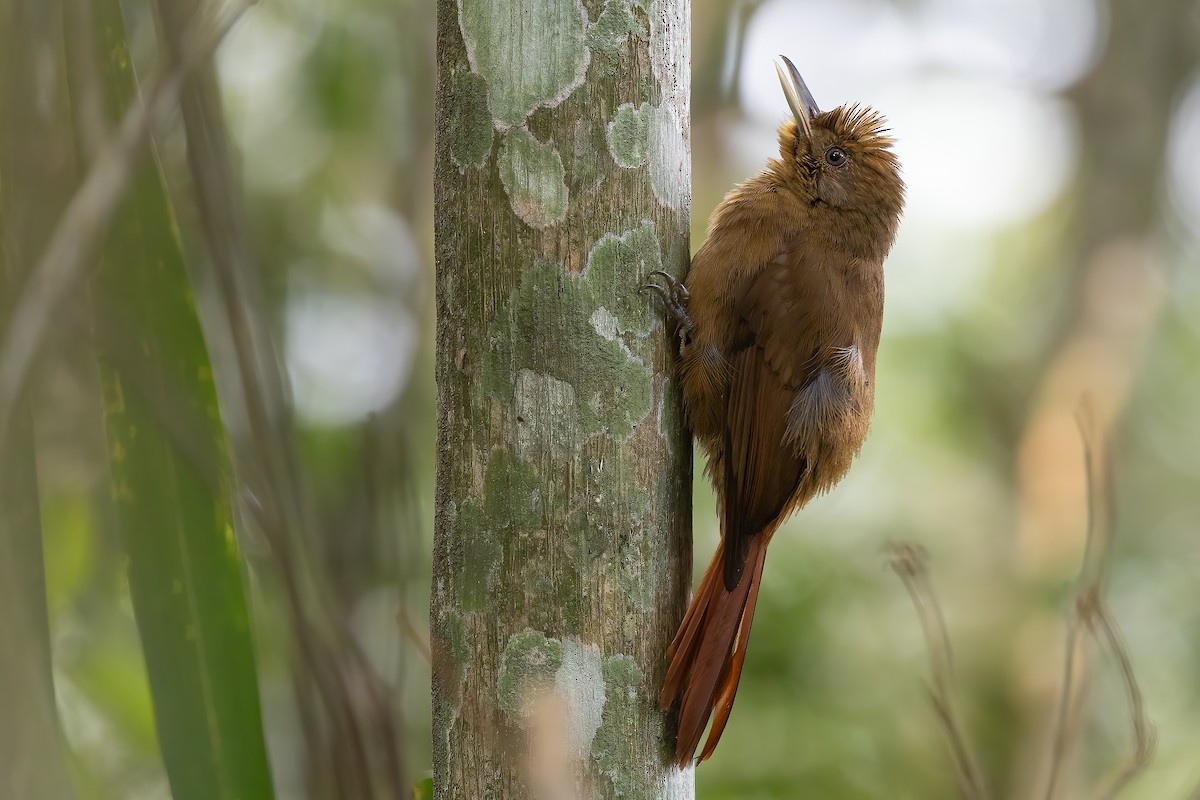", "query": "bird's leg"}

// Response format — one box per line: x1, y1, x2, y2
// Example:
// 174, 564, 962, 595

640, 270, 694, 345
